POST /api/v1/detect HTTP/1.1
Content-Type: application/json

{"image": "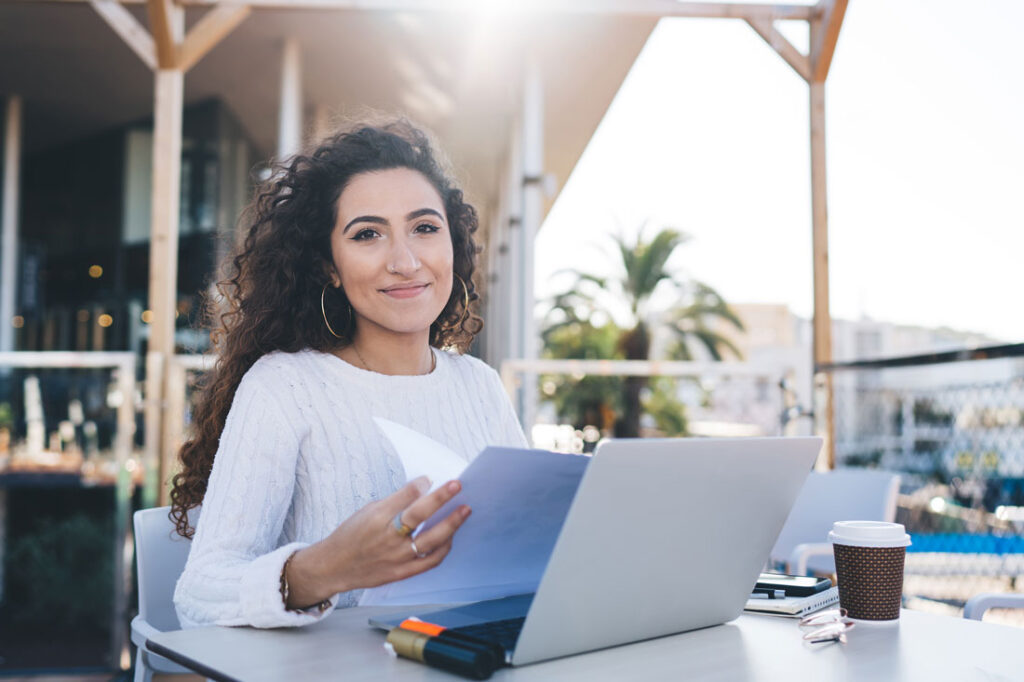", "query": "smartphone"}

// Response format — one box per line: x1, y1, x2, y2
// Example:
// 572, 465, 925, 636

755, 573, 831, 597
